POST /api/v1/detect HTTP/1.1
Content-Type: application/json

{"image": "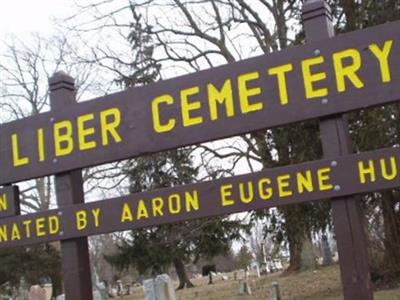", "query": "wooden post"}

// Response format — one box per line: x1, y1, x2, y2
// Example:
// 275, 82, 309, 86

302, 1, 374, 299
49, 71, 93, 300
